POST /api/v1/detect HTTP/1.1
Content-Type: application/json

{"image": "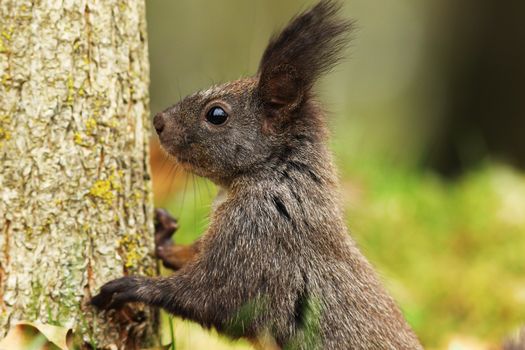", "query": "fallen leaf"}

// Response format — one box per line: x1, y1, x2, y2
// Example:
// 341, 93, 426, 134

0, 322, 73, 350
